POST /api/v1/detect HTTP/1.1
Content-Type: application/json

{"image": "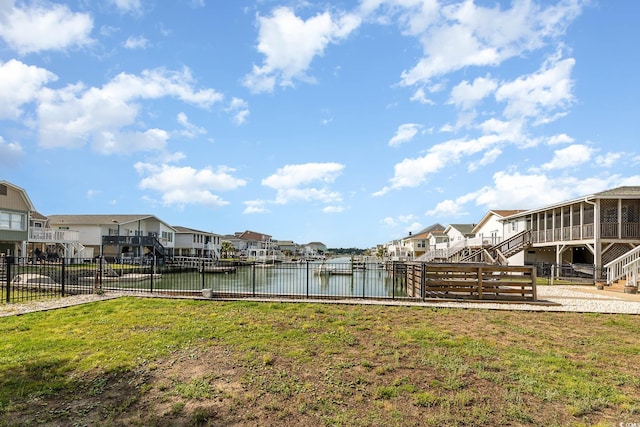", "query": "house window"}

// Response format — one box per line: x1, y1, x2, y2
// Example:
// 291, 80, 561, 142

0, 211, 26, 231
511, 222, 518, 232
